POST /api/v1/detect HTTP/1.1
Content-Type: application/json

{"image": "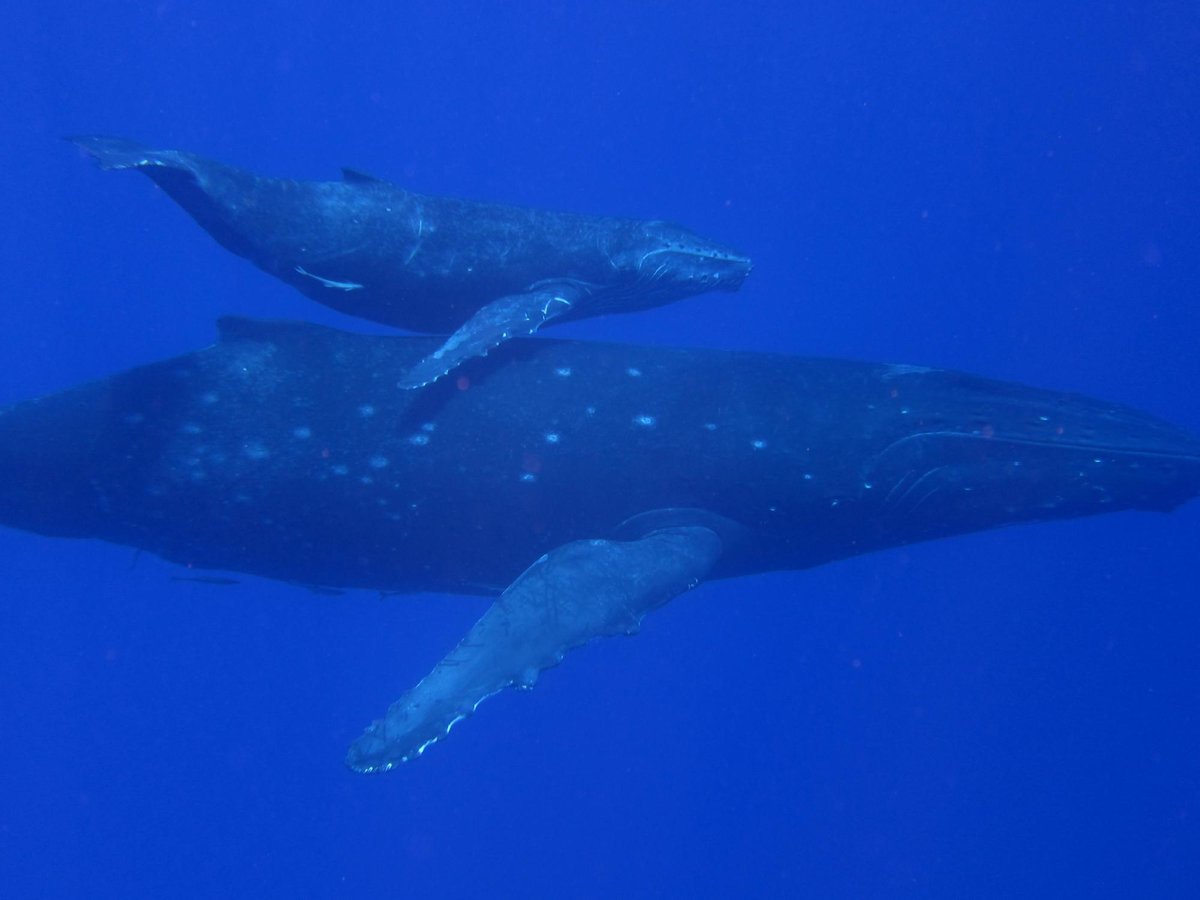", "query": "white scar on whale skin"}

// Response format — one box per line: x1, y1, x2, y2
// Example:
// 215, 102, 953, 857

294, 266, 364, 291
